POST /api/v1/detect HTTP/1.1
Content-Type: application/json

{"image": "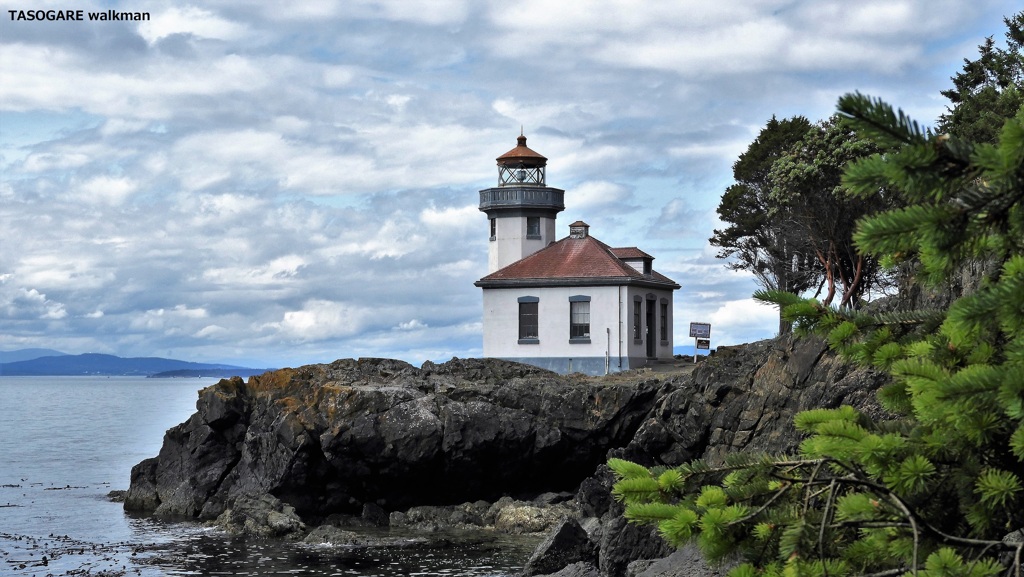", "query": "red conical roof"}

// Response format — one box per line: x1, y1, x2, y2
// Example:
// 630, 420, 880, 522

496, 134, 547, 167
